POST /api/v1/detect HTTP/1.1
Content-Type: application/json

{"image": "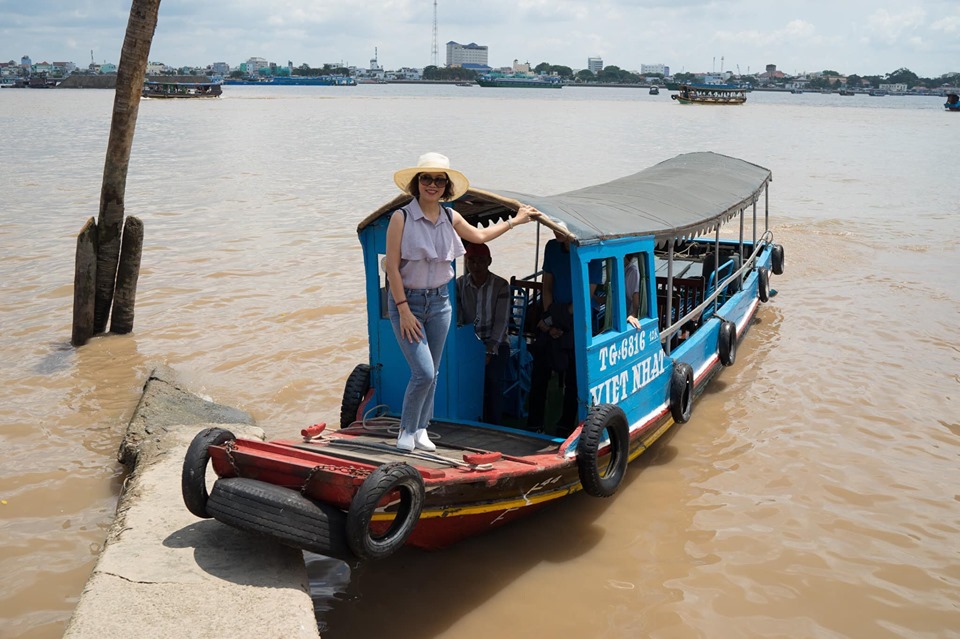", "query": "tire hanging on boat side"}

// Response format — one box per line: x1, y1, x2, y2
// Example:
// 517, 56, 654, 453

206, 477, 352, 559
577, 404, 630, 498
346, 462, 425, 560
757, 266, 770, 303
182, 427, 236, 518
670, 362, 694, 424
340, 363, 371, 428
718, 319, 737, 367
771, 244, 785, 275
